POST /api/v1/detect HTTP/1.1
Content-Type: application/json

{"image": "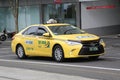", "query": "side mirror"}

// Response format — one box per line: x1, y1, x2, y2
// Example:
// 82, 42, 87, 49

43, 33, 51, 37
80, 30, 85, 33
